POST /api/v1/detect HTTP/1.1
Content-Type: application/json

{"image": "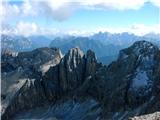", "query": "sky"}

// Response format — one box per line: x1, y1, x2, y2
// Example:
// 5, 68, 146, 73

1, 0, 160, 36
